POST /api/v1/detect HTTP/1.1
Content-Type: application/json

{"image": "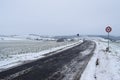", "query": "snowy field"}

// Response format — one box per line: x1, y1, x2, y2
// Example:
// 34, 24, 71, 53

0, 40, 76, 60
0, 40, 80, 72
80, 38, 120, 80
